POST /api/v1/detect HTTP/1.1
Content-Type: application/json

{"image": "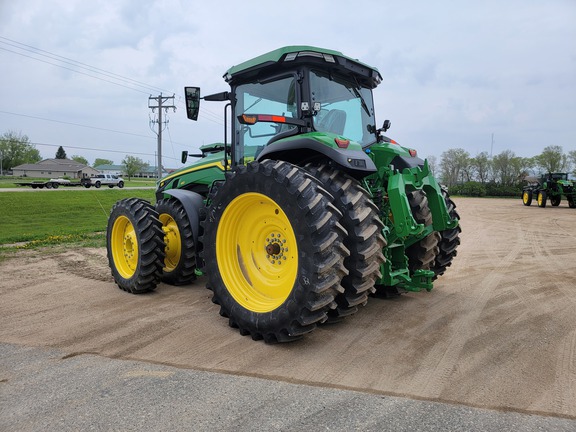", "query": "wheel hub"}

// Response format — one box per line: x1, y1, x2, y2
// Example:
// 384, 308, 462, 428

265, 232, 287, 265
123, 233, 136, 265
